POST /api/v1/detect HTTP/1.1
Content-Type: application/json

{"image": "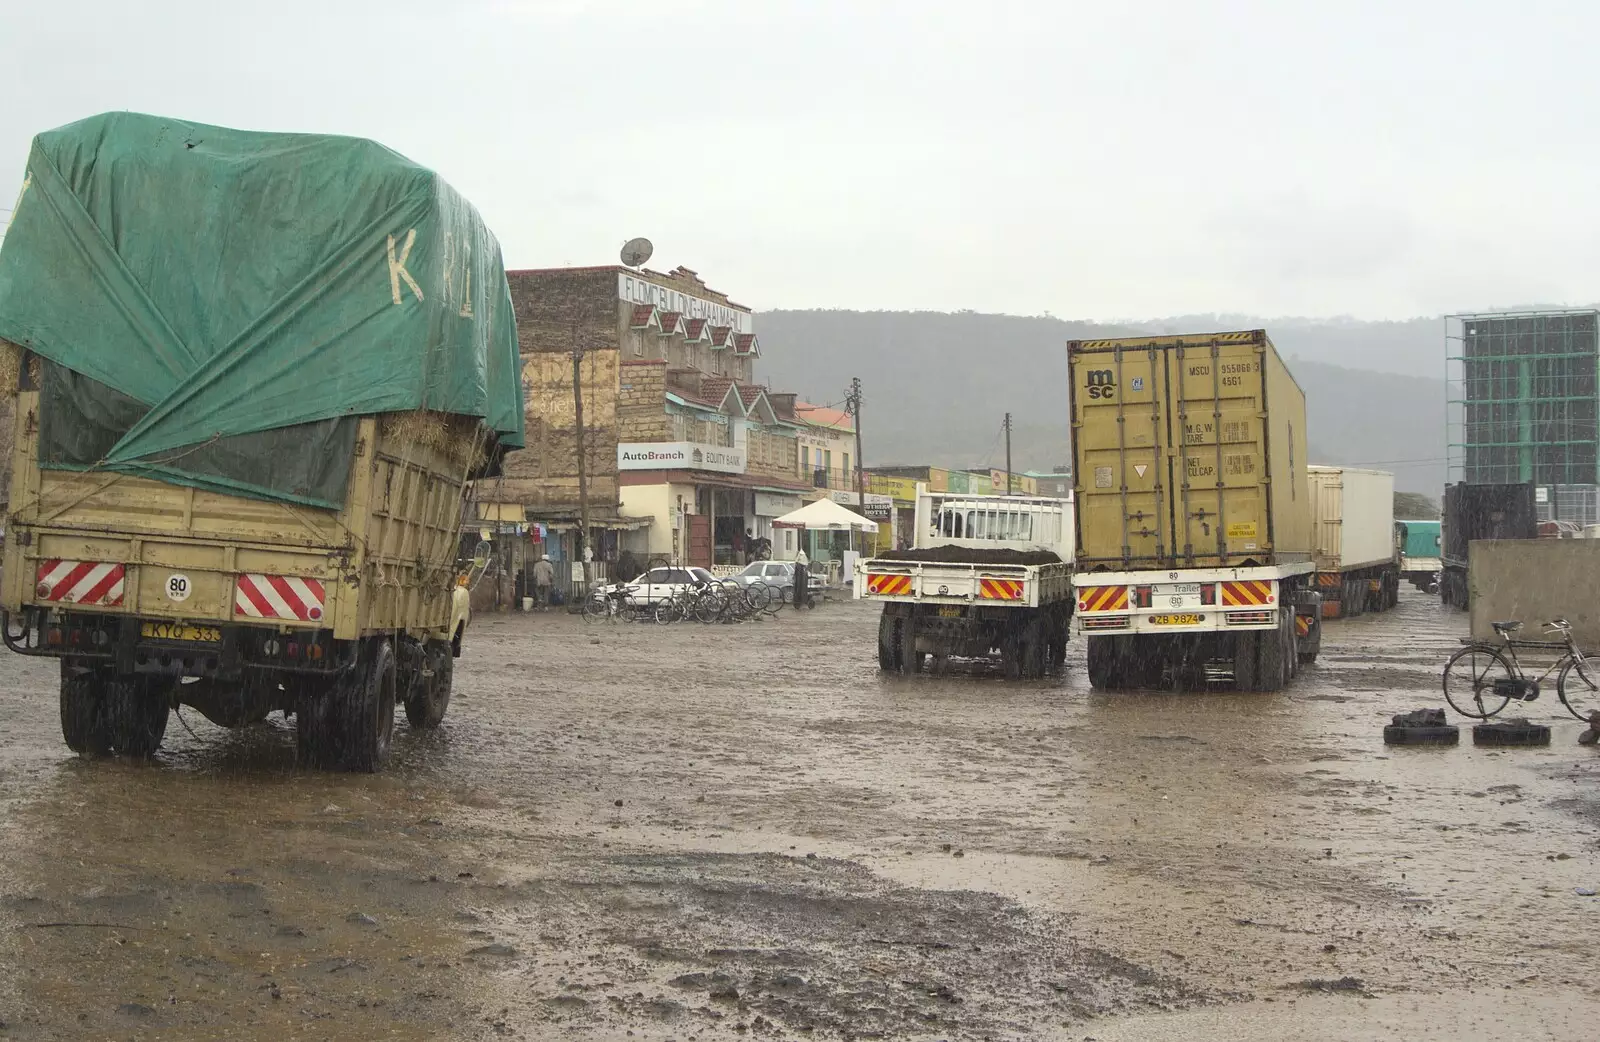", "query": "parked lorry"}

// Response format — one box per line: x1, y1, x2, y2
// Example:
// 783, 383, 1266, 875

1397, 518, 1442, 592
1068, 329, 1321, 691
0, 113, 525, 770
856, 487, 1074, 679
1439, 482, 1538, 610
1307, 466, 1400, 617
